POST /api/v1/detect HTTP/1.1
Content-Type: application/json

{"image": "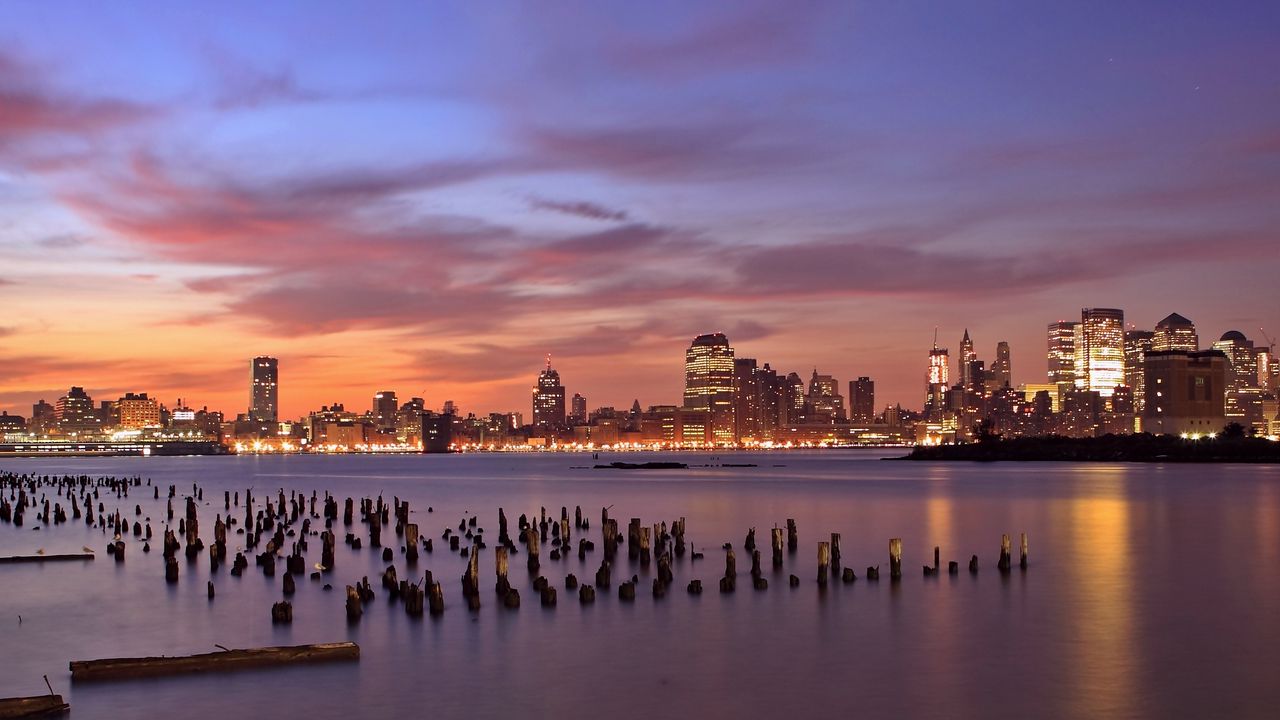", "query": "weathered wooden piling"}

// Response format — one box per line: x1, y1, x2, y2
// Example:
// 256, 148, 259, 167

525, 528, 540, 573
1020, 532, 1028, 569
0, 694, 70, 716
428, 581, 444, 615
207, 581, 215, 599
494, 546, 510, 596
830, 533, 841, 571
998, 534, 1012, 573
165, 557, 178, 584
817, 541, 830, 586
271, 601, 292, 624
770, 527, 784, 568
969, 555, 979, 573
579, 585, 596, 604
345, 586, 362, 622
889, 538, 903, 580
786, 519, 798, 553
405, 523, 418, 563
